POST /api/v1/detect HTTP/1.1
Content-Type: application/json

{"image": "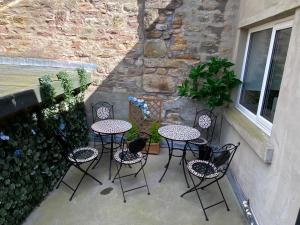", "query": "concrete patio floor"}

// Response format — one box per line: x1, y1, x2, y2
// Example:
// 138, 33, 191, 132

23, 148, 247, 225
